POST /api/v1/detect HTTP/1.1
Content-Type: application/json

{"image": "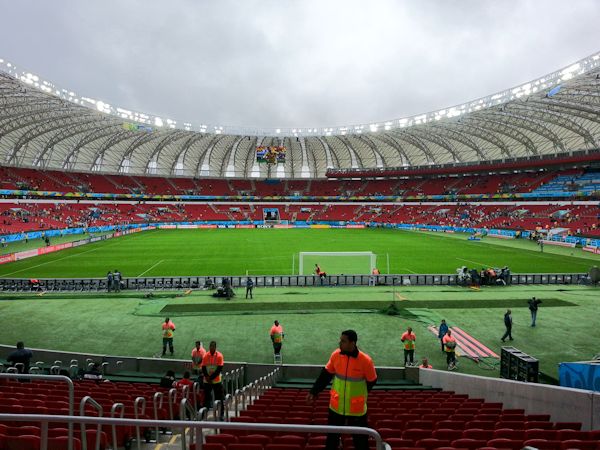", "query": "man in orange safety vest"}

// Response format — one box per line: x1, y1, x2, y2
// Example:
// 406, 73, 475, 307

307, 330, 377, 450
270, 320, 284, 355
161, 317, 176, 357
